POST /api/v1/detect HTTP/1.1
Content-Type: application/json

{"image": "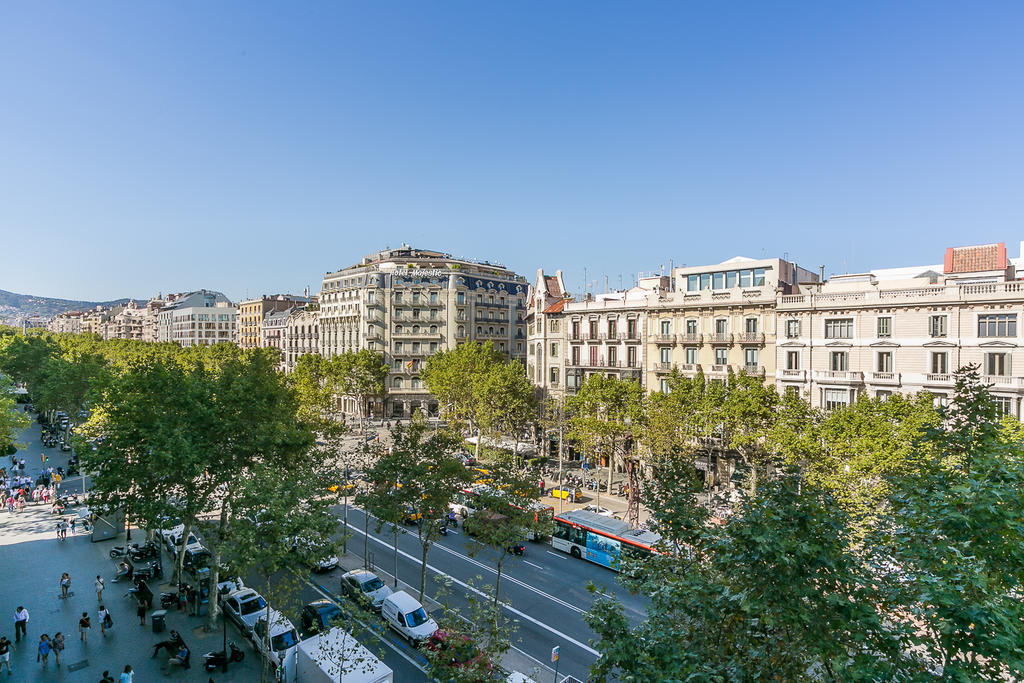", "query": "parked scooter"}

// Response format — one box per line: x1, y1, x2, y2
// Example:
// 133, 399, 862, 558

129, 541, 160, 561
134, 559, 163, 581
109, 542, 141, 559
159, 590, 180, 609
203, 641, 245, 671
